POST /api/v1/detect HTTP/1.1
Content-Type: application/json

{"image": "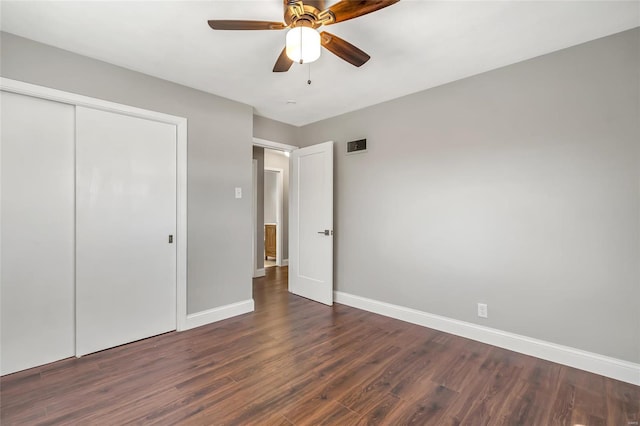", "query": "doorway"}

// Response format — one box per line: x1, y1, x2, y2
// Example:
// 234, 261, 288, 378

252, 138, 296, 278
251, 137, 335, 307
